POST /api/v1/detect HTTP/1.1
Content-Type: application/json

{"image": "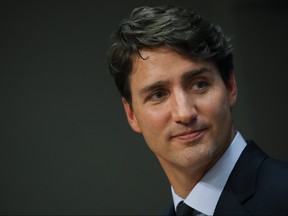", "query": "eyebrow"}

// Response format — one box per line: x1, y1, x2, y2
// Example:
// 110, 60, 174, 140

181, 67, 213, 85
139, 80, 171, 96
139, 67, 213, 96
